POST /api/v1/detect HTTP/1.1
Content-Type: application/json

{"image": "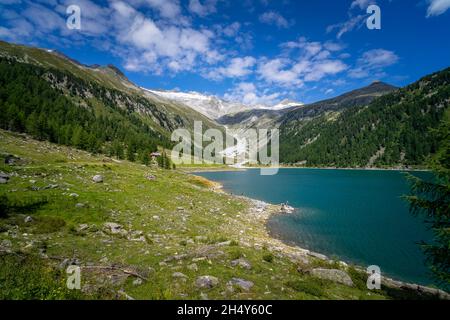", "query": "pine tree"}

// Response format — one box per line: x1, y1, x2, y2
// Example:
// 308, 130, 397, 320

404, 117, 450, 288
139, 149, 150, 166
